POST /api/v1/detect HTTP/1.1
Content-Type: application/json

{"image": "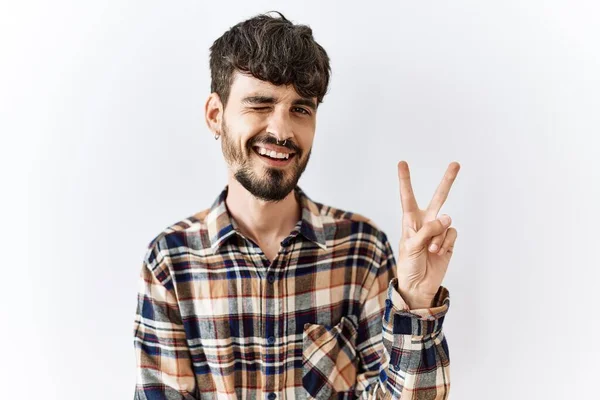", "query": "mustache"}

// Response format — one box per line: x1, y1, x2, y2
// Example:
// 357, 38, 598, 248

249, 136, 300, 153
